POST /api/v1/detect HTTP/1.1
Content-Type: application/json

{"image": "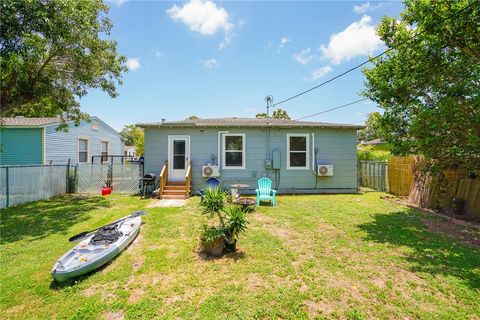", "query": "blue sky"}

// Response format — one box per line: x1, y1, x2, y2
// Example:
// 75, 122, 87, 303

81, 0, 404, 131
